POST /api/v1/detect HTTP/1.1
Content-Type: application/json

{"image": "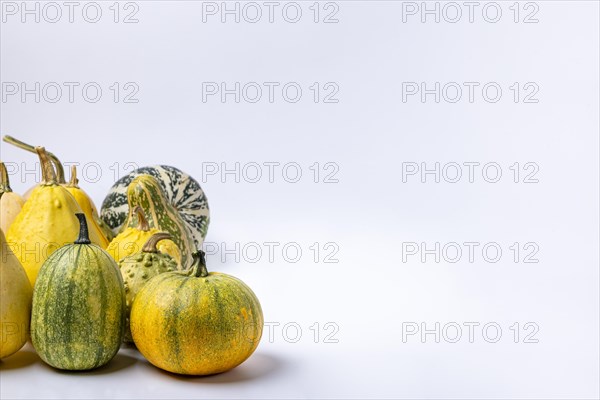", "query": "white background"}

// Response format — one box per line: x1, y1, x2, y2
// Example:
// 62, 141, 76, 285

1, 1, 599, 398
